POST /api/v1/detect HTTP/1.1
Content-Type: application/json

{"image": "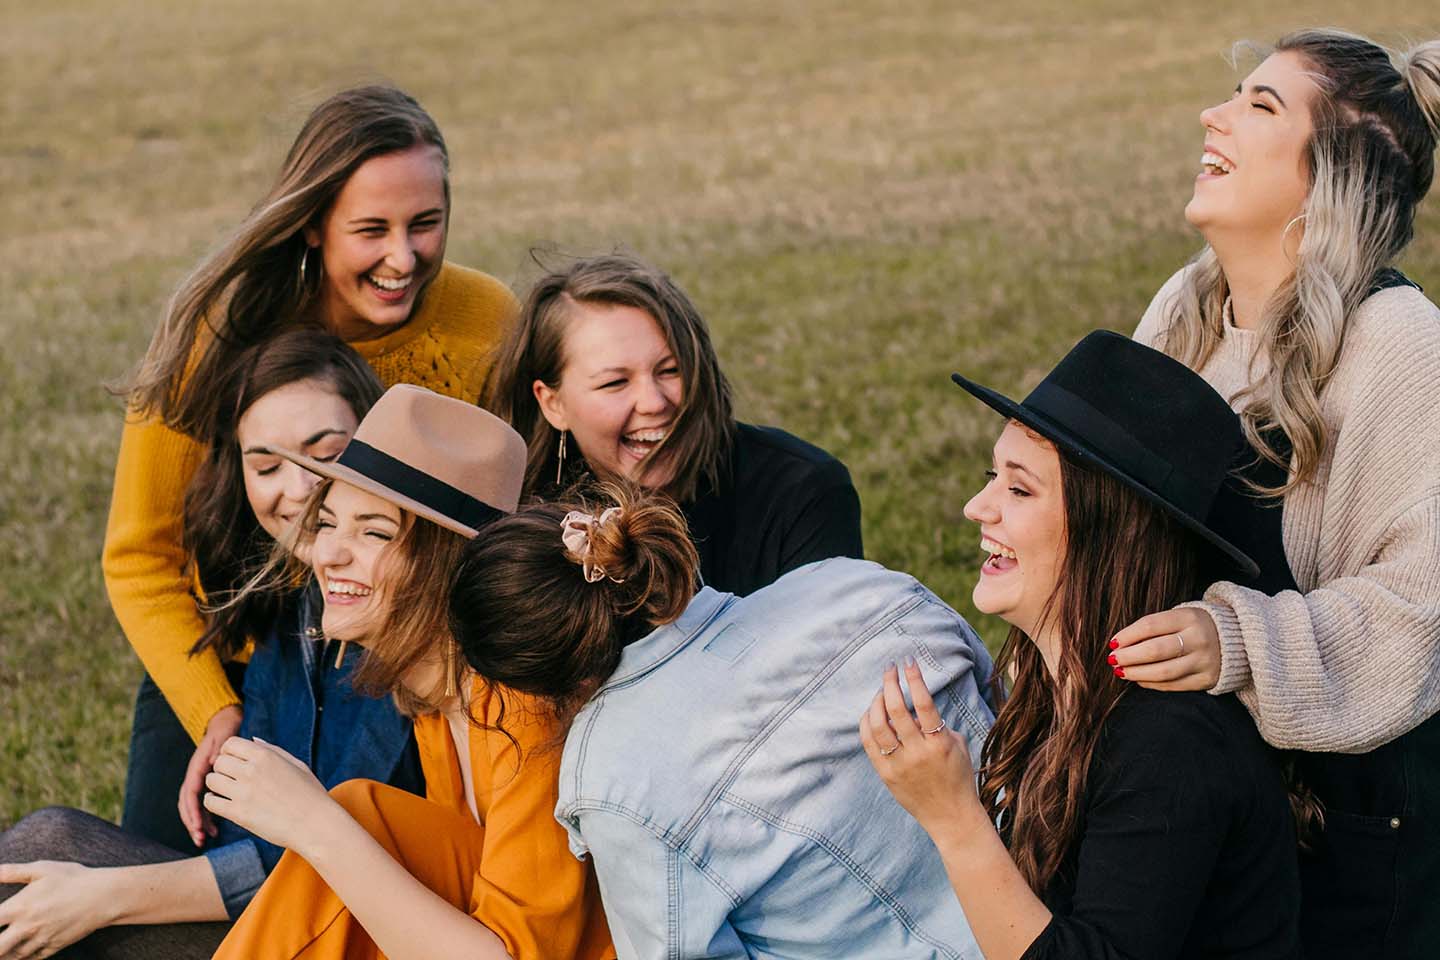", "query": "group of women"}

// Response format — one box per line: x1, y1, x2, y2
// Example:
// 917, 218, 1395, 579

0, 25, 1437, 960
